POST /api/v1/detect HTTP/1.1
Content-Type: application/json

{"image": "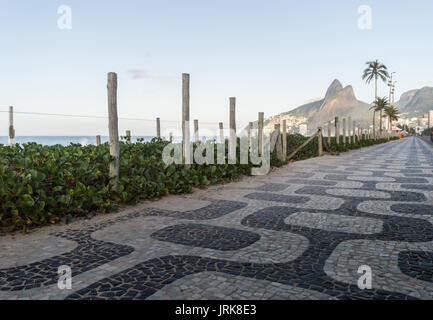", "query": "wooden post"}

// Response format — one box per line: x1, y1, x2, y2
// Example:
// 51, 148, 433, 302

126, 130, 131, 144
8, 106, 15, 147
230, 97, 237, 145
229, 97, 237, 164
335, 117, 340, 145
318, 127, 323, 156
219, 122, 224, 144
156, 117, 161, 139
353, 121, 356, 143
182, 73, 191, 164
258, 112, 264, 154
96, 135, 101, 146
343, 118, 346, 145
248, 122, 253, 149
282, 120, 287, 161
328, 121, 331, 145
107, 72, 120, 188
274, 124, 284, 161
169, 132, 173, 143
348, 117, 352, 144
194, 119, 200, 144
